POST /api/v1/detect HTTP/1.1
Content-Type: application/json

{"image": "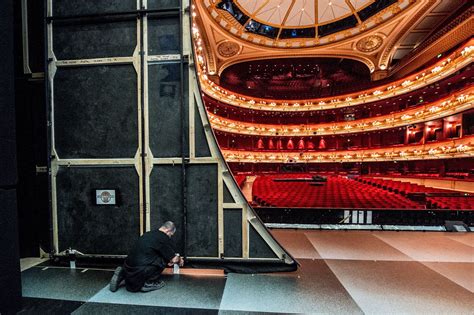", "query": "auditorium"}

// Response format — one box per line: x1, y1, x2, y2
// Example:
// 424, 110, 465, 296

1, 0, 473, 314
